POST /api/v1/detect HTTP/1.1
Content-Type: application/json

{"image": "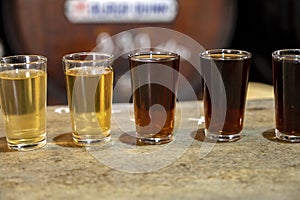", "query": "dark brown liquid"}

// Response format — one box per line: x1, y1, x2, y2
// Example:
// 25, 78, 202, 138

273, 58, 300, 135
201, 54, 251, 134
129, 54, 179, 139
